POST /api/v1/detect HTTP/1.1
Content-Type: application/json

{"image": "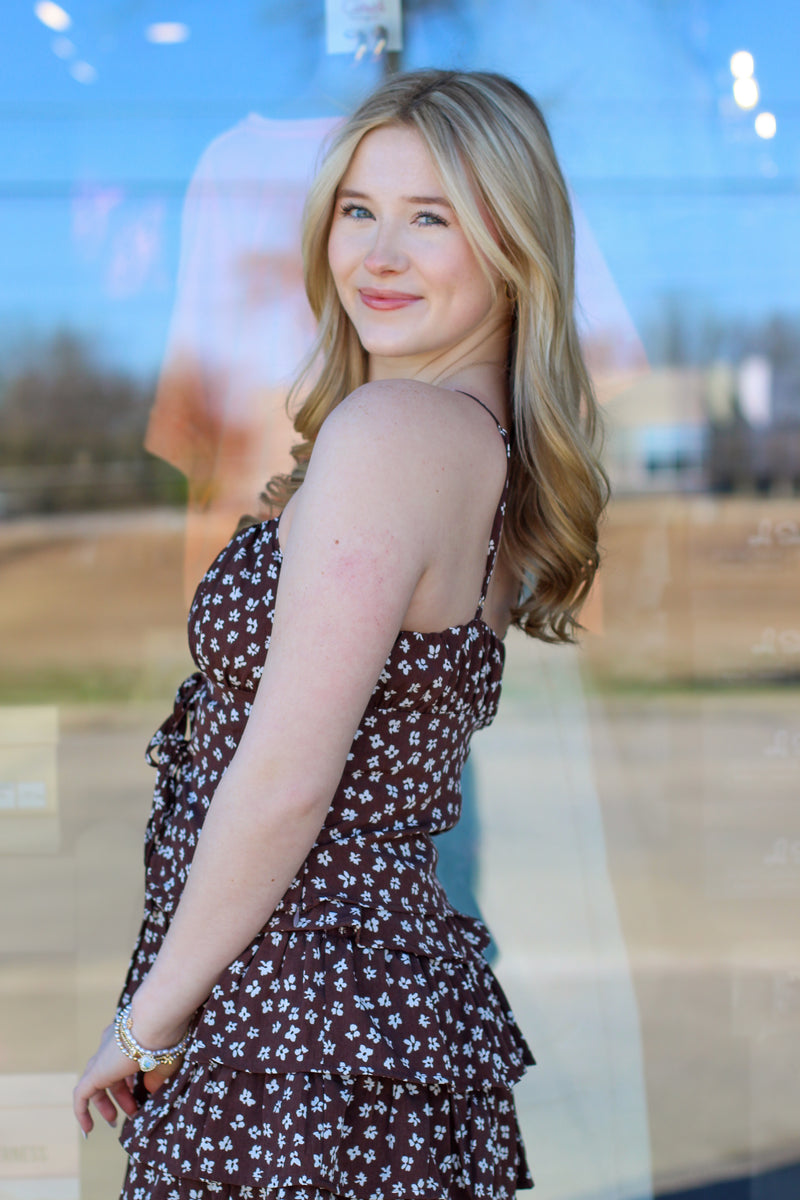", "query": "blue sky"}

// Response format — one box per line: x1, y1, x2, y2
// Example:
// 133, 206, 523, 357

1, 0, 798, 375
